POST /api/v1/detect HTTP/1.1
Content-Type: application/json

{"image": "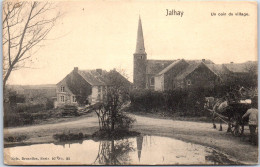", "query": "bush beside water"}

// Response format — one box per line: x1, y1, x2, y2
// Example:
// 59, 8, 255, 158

4, 135, 27, 142
53, 132, 91, 141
